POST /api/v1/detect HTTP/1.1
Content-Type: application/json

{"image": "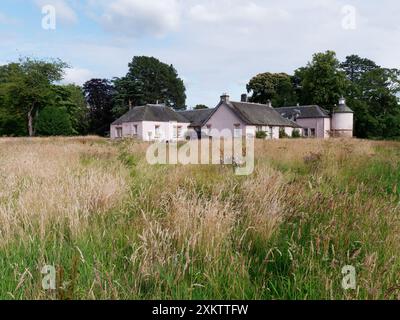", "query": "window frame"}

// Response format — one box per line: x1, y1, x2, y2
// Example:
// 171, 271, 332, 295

155, 125, 161, 139
116, 127, 123, 138
177, 126, 183, 139
132, 124, 138, 135
234, 123, 242, 138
